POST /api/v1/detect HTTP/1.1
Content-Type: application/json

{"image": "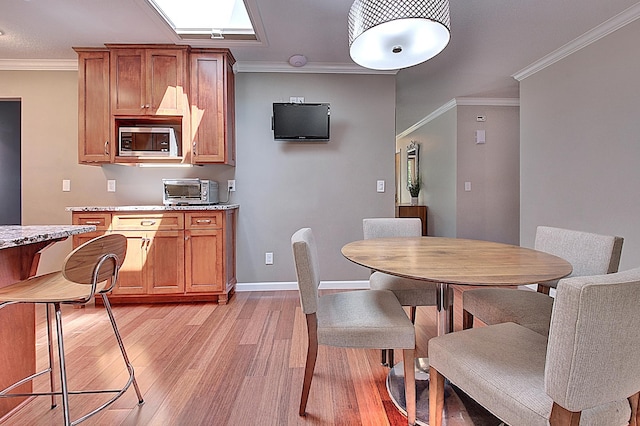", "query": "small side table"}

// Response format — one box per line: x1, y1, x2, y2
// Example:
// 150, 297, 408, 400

396, 204, 427, 236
